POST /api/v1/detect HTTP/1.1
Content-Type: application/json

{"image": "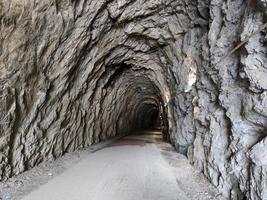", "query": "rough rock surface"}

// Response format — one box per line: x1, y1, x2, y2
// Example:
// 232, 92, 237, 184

0, 0, 266, 199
